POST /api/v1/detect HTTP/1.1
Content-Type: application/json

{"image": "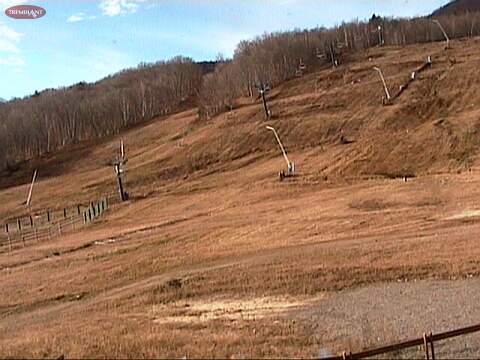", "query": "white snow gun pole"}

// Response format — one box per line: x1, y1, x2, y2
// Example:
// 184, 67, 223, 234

373, 66, 391, 101
26, 169, 37, 206
266, 126, 291, 169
